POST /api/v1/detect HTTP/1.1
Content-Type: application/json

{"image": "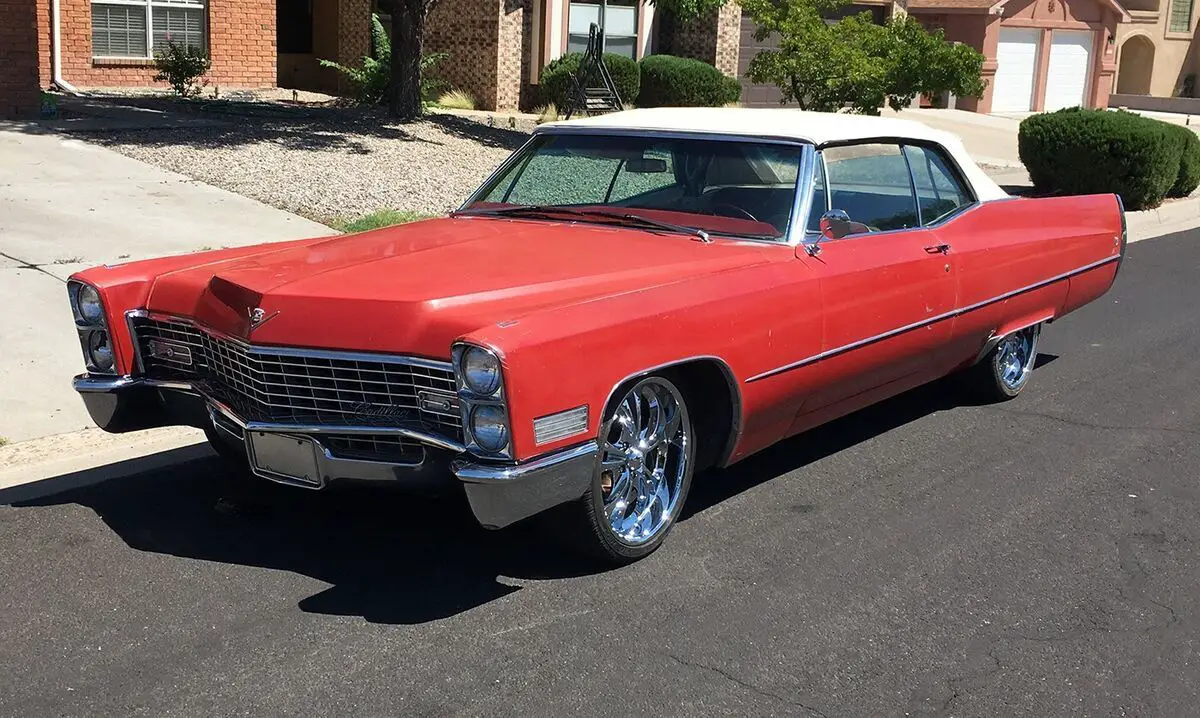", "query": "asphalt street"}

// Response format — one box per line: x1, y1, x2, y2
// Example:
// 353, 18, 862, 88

2, 230, 1198, 717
